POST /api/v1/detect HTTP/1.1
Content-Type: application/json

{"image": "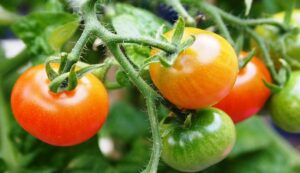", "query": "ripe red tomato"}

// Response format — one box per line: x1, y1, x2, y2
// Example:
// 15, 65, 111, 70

11, 64, 109, 146
215, 52, 272, 123
150, 27, 238, 109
